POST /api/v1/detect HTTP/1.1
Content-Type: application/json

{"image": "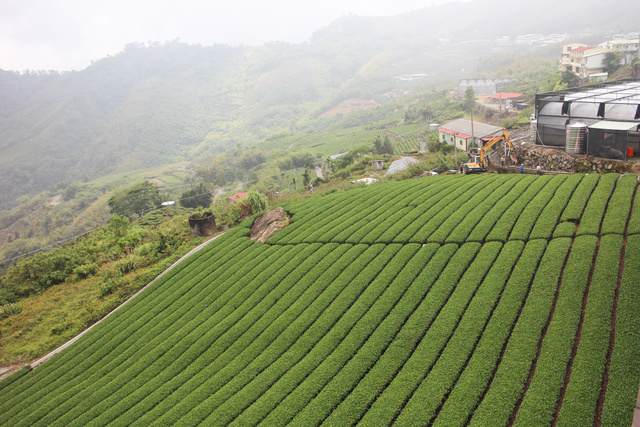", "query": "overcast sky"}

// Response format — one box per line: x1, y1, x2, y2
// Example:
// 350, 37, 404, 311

0, 0, 463, 72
